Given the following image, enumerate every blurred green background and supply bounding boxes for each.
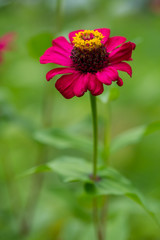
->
[0,0,160,239]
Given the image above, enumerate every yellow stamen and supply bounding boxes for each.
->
[72,30,104,51]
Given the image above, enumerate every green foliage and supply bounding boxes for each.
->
[27,32,53,59]
[21,156,158,225]
[1,0,160,239]
[34,128,93,153]
[33,121,160,158]
[111,121,160,154]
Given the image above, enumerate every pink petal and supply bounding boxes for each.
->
[55,73,79,99]
[0,32,16,51]
[69,30,84,43]
[110,62,132,77]
[40,36,73,66]
[95,28,110,44]
[40,46,72,66]
[106,36,127,52]
[87,73,104,96]
[109,42,135,64]
[116,77,123,86]
[131,42,136,50]
[96,67,118,85]
[73,73,88,97]
[52,36,72,53]
[46,67,75,81]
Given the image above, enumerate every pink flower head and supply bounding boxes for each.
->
[40,28,136,99]
[0,32,16,64]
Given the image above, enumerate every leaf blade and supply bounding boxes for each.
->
[34,128,93,154]
[111,121,160,154]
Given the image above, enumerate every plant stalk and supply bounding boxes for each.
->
[89,93,98,179]
[89,93,104,240]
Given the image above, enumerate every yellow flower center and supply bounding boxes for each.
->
[72,30,105,51]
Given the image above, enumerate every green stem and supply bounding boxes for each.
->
[89,93,98,178]
[90,93,104,240]
[93,199,104,240]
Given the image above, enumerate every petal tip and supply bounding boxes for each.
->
[117,77,123,86]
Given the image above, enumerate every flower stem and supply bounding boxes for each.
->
[89,93,98,179]
[89,93,104,240]
[93,199,104,240]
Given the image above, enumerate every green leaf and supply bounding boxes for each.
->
[18,165,51,178]
[111,121,160,154]
[85,167,159,225]
[27,32,53,59]
[34,128,93,154]
[19,156,92,182]
[47,156,92,182]
[20,156,159,225]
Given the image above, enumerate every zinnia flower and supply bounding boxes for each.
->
[40,28,136,99]
[0,33,15,64]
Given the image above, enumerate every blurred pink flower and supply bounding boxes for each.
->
[40,28,136,99]
[0,33,16,63]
